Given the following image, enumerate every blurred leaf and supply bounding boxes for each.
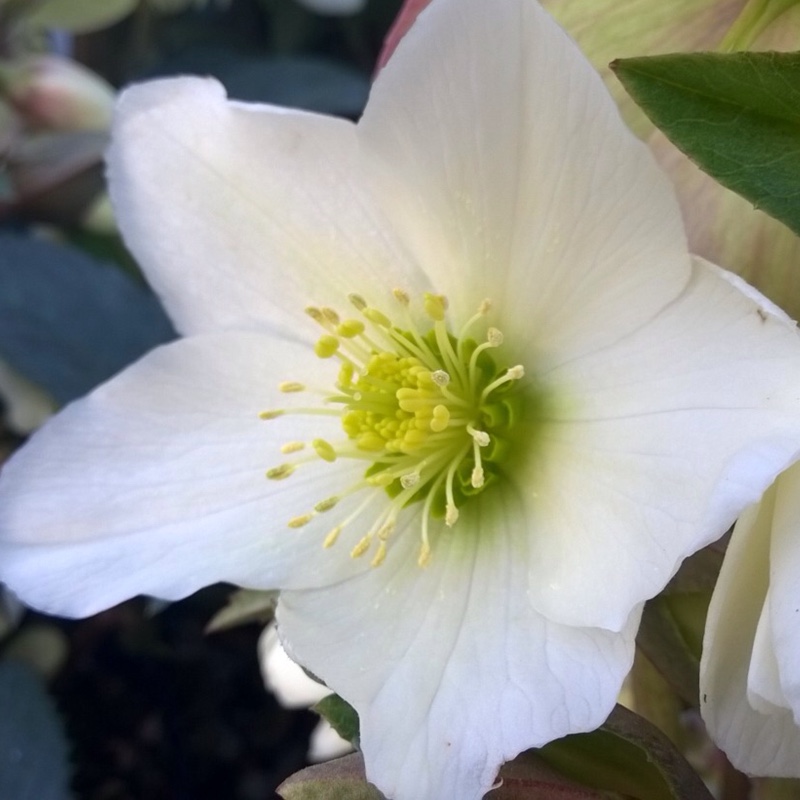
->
[19,0,136,33]
[313,694,359,745]
[637,592,711,706]
[205,589,278,633]
[612,51,800,237]
[221,55,369,116]
[149,49,369,117]
[0,232,174,405]
[539,705,714,800]
[5,131,107,223]
[0,661,71,800]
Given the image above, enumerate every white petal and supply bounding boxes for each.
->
[701,481,800,775]
[258,624,331,708]
[747,592,787,715]
[108,77,428,336]
[360,0,691,360]
[522,257,800,630]
[766,463,800,725]
[277,484,638,800]
[308,720,353,763]
[0,332,373,616]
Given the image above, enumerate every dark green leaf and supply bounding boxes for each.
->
[0,661,71,800]
[612,51,800,236]
[0,232,174,405]
[539,705,714,800]
[637,592,712,706]
[313,694,360,745]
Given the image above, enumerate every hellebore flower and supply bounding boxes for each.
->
[701,461,800,775]
[2,1,800,798]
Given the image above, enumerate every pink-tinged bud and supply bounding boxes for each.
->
[0,55,114,133]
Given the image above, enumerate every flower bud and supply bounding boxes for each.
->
[0,55,114,133]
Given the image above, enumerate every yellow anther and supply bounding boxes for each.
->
[280,441,305,454]
[393,288,410,306]
[279,381,305,393]
[364,308,391,328]
[348,293,367,311]
[430,404,450,433]
[403,429,428,447]
[288,514,313,529]
[322,307,340,325]
[471,466,485,488]
[357,432,386,451]
[418,541,432,567]
[487,327,504,347]
[468,426,490,447]
[312,438,337,462]
[338,362,354,387]
[431,370,450,387]
[305,306,325,323]
[478,298,492,314]
[507,365,525,380]
[371,541,388,567]
[266,464,295,480]
[351,536,372,558]
[424,292,448,321]
[315,335,340,358]
[259,410,284,420]
[315,496,339,513]
[323,526,342,548]
[445,504,459,527]
[337,319,365,338]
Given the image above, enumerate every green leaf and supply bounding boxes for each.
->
[612,51,800,237]
[539,705,714,800]
[204,589,277,633]
[313,694,360,745]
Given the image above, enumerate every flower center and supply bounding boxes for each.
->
[260,290,527,567]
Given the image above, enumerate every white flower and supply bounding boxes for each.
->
[258,623,352,762]
[701,460,800,775]
[2,1,800,798]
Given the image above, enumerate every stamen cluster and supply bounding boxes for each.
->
[260,291,524,567]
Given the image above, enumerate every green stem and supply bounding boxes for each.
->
[719,0,800,51]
